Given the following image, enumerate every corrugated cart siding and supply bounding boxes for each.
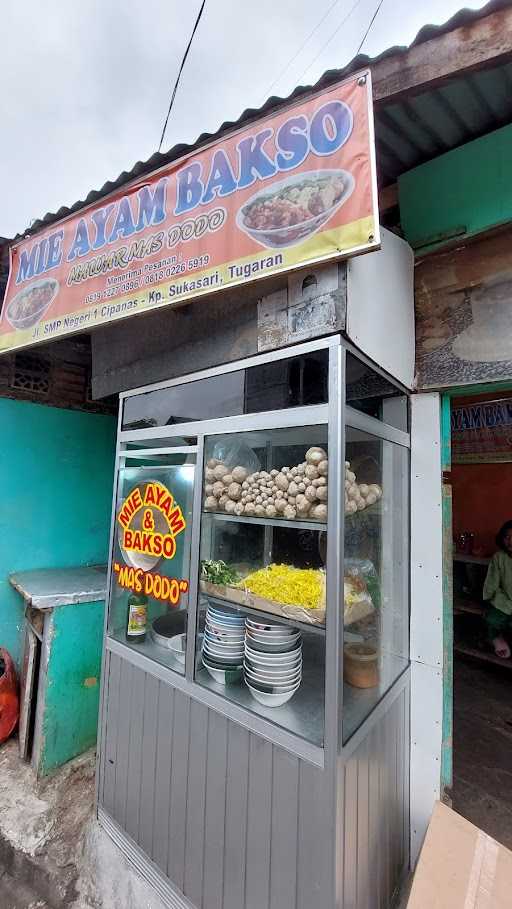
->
[99,650,336,909]
[340,684,410,909]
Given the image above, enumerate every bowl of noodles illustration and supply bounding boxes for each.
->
[6,277,59,330]
[237,169,355,249]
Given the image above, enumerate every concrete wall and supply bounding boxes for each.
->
[0,399,116,666]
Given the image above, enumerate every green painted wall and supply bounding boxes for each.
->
[399,123,512,253]
[37,599,105,776]
[0,399,116,666]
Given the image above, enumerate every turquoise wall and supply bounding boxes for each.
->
[0,399,116,666]
[398,123,512,253]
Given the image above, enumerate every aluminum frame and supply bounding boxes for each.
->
[99,334,411,774]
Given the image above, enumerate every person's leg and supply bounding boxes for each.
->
[485,606,511,658]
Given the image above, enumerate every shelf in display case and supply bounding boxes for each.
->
[200,592,326,636]
[202,510,327,532]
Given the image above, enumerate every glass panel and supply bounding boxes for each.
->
[346,351,408,431]
[122,349,329,430]
[195,424,328,747]
[343,427,409,742]
[122,372,245,431]
[108,456,195,674]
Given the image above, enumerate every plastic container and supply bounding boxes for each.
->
[343,643,379,689]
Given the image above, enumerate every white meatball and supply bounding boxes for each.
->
[305,447,327,465]
[227,482,242,501]
[276,473,289,492]
[232,466,248,483]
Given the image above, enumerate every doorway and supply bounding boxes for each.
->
[447,389,512,848]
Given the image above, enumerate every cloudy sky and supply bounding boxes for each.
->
[2,0,488,238]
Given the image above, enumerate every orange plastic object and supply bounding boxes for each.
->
[0,648,19,743]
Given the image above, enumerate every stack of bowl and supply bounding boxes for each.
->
[202,606,245,684]
[244,618,302,707]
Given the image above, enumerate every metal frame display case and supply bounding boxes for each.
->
[97,335,411,909]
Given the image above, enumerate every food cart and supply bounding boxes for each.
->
[97,283,412,909]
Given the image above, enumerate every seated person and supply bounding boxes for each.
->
[483,520,512,658]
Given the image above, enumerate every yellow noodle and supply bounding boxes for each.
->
[240,564,325,610]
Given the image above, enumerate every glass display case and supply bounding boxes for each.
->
[106,337,410,756]
[196,425,328,746]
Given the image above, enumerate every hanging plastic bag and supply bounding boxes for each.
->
[0,649,19,744]
[210,439,261,475]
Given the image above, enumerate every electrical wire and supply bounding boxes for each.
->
[261,0,344,103]
[294,0,365,86]
[354,0,385,56]
[158,0,207,153]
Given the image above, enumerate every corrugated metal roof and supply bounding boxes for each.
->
[375,58,512,183]
[20,0,512,237]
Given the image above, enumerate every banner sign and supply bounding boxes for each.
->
[0,72,377,354]
[452,398,512,463]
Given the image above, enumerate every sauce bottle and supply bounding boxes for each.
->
[126,593,148,644]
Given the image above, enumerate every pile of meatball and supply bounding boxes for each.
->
[204,447,329,521]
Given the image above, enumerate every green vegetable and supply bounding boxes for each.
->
[200,559,239,586]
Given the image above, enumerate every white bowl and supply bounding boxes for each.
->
[204,622,245,641]
[244,662,302,680]
[206,619,245,633]
[236,168,355,250]
[245,681,301,707]
[244,659,302,677]
[203,644,245,658]
[246,636,301,647]
[207,607,244,623]
[244,667,301,686]
[245,643,302,663]
[204,630,245,644]
[244,654,302,670]
[203,645,244,663]
[244,672,302,692]
[245,619,297,634]
[202,656,242,685]
[203,639,244,654]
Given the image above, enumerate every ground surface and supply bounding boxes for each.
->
[452,655,512,850]
[0,739,167,909]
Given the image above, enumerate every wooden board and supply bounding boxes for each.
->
[18,625,39,761]
[372,5,512,104]
[200,580,375,627]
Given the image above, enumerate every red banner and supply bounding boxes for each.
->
[0,71,378,353]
